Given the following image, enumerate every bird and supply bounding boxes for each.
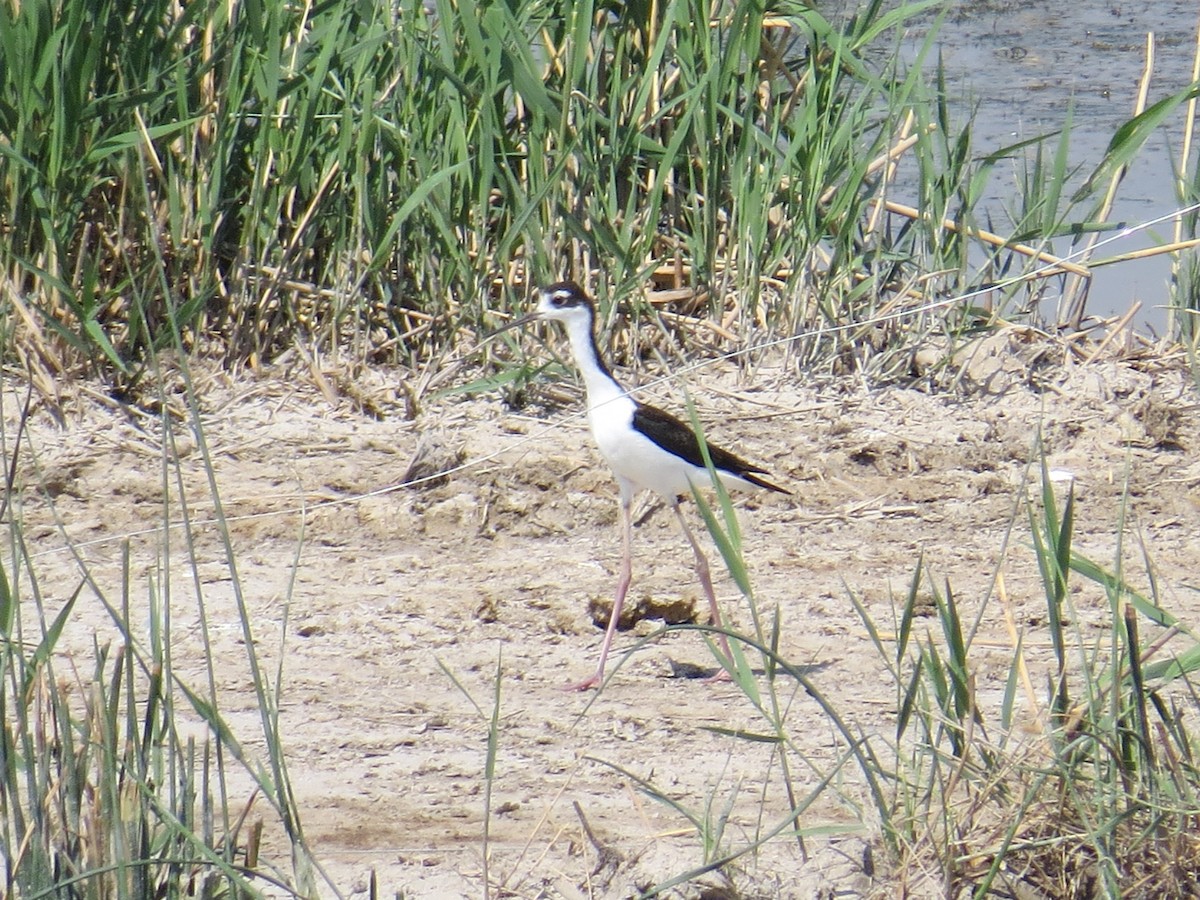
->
[495,280,789,690]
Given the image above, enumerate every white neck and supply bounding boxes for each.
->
[561,312,627,410]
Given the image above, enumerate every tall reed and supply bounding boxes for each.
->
[4,0,1194,391]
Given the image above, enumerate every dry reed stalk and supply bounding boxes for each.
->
[4,283,67,396]
[135,108,166,181]
[656,308,737,342]
[1091,237,1200,267]
[243,265,346,301]
[757,18,794,93]
[1062,32,1156,327]
[1169,19,1200,335]
[1083,301,1142,363]
[873,199,1091,278]
[863,113,919,236]
[262,161,342,304]
[822,118,926,209]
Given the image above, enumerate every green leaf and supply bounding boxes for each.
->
[699,726,784,743]
[1073,82,1200,201]
[84,116,206,163]
[83,318,131,374]
[22,587,80,705]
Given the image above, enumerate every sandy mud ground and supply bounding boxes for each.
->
[8,331,1200,897]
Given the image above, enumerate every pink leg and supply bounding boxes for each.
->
[672,502,735,674]
[564,491,634,691]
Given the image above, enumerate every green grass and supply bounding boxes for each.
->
[0,378,323,896]
[616,447,1200,897]
[547,441,1197,896]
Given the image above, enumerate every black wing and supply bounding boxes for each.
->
[632,403,789,494]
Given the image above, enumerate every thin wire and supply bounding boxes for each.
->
[29,201,1200,562]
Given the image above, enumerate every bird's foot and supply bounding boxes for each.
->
[561,672,603,692]
[704,666,733,684]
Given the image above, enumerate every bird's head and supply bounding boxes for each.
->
[491,280,595,335]
[533,281,594,324]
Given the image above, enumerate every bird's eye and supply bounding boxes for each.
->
[551,291,569,307]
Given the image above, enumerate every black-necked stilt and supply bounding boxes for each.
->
[497,281,789,690]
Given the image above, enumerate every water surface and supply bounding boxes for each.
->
[853,0,1199,329]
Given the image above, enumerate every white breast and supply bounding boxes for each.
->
[588,394,732,499]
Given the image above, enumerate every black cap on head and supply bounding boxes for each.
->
[540,281,592,309]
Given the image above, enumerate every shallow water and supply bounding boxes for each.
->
[852,1,1199,330]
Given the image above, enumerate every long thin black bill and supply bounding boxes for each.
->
[485,312,542,340]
